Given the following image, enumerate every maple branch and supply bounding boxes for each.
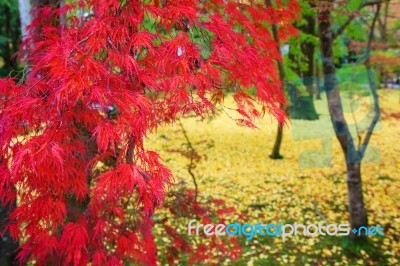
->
[359,3,381,158]
[3,74,48,103]
[333,0,384,40]
[115,0,130,16]
[177,119,198,202]
[126,135,136,164]
[107,37,118,50]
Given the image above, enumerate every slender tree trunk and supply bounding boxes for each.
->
[346,163,368,230]
[318,11,368,233]
[315,59,321,100]
[267,0,286,159]
[380,0,389,43]
[270,123,284,159]
[66,123,98,223]
[300,15,319,117]
[380,1,389,88]
[18,0,32,41]
[287,14,319,120]
[270,56,285,159]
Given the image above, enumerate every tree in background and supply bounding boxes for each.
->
[317,0,382,234]
[270,0,321,159]
[0,0,298,264]
[286,0,320,119]
[371,0,400,86]
[265,0,299,159]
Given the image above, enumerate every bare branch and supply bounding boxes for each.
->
[177,119,198,202]
[126,135,135,164]
[359,3,381,158]
[333,0,384,40]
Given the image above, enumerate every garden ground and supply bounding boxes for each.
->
[147,89,400,265]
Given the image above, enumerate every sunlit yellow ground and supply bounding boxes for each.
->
[146,89,400,265]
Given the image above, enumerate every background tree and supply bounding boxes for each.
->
[286,0,319,120]
[0,0,20,77]
[317,0,382,233]
[371,0,400,86]
[265,0,299,159]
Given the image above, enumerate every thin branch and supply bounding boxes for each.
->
[333,0,384,40]
[126,134,135,164]
[177,119,198,202]
[3,74,48,103]
[359,3,381,158]
[350,93,362,150]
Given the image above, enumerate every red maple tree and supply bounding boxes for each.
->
[0,0,298,265]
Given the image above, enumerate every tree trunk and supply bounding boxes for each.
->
[270,53,285,159]
[267,0,286,160]
[18,0,32,41]
[379,0,389,43]
[270,123,284,159]
[288,14,319,120]
[301,15,316,96]
[318,12,368,233]
[300,15,318,118]
[315,58,321,100]
[346,163,368,231]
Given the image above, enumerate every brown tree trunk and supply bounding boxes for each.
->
[270,123,284,159]
[346,163,368,230]
[318,12,368,233]
[266,0,286,159]
[301,15,315,97]
[66,123,98,223]
[270,53,285,159]
[315,59,321,100]
[300,15,319,117]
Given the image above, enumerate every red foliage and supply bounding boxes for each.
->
[0,0,298,265]
[160,186,243,265]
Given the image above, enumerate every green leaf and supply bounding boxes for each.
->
[0,35,10,45]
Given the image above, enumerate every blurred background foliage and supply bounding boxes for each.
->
[0,0,21,77]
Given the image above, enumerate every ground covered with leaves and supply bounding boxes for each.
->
[146,89,400,265]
